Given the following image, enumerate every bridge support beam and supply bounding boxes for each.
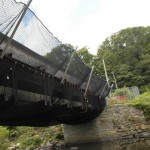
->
[63,105,149,145]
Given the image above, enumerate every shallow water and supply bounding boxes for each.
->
[62,138,150,150]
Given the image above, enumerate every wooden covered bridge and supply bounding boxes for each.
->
[0,0,110,127]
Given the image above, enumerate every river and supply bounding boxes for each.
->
[59,138,150,150]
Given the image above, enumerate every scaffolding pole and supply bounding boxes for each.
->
[61,50,76,83]
[84,66,94,98]
[112,71,118,89]
[103,59,111,99]
[1,0,32,59]
[102,59,110,86]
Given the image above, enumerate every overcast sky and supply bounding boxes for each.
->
[17,0,150,54]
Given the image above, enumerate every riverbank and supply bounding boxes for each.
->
[63,104,150,144]
[109,91,150,120]
[63,91,150,145]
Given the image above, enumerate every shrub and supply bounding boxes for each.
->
[128,92,150,120]
[111,87,135,100]
[140,84,150,93]
[0,126,9,150]
[7,126,20,139]
[0,126,9,141]
[20,135,42,149]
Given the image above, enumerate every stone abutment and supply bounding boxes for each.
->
[63,105,150,144]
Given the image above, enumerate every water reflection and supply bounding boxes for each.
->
[63,138,150,150]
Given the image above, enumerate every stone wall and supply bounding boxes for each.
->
[63,105,150,144]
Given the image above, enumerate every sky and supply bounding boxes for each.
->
[16,0,150,54]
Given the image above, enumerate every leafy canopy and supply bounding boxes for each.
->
[96,26,150,89]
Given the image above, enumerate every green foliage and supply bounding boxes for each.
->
[0,127,9,149]
[20,135,42,149]
[112,87,135,100]
[96,26,150,89]
[47,125,64,142]
[127,92,150,120]
[140,83,150,93]
[0,126,9,141]
[0,125,64,149]
[0,142,9,150]
[7,126,20,139]
[77,46,95,67]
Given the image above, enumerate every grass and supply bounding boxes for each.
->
[0,125,64,149]
[0,127,9,150]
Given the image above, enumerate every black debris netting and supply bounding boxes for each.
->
[0,0,110,96]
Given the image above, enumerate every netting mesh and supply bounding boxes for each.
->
[0,0,110,96]
[0,0,23,35]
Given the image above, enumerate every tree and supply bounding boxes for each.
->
[96,26,150,89]
[76,46,95,67]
